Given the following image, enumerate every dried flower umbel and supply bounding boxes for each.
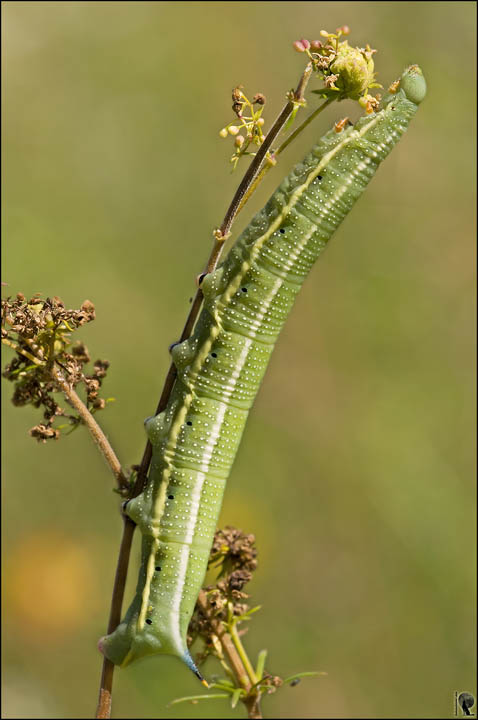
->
[1,294,111,441]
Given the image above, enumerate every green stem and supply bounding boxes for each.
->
[276,96,334,155]
[229,621,258,687]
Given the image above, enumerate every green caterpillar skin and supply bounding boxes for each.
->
[99,66,426,676]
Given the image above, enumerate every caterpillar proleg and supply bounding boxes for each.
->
[99,65,426,677]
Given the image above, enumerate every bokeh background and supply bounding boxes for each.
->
[2,2,476,718]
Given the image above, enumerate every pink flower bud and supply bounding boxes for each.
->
[293,40,306,53]
[300,38,310,50]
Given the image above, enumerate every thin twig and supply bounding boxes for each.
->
[276,95,334,155]
[1,336,44,365]
[96,59,318,719]
[51,364,128,491]
[96,516,136,719]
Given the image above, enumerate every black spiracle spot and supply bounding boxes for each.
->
[186,420,193,426]
[155,566,161,571]
[241,287,248,292]
[168,495,174,500]
[211,352,217,358]
[146,618,153,625]
[279,228,285,234]
[318,175,323,180]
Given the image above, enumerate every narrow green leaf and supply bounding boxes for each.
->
[255,649,267,680]
[283,670,327,684]
[231,688,243,709]
[169,693,229,706]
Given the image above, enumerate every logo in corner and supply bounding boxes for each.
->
[455,692,476,717]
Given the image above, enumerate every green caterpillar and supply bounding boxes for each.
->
[99,66,426,679]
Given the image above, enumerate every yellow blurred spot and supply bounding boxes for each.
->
[5,531,95,642]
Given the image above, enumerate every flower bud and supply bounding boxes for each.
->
[300,38,310,50]
[234,135,244,148]
[330,41,375,100]
[219,128,228,138]
[228,125,240,136]
[293,40,306,52]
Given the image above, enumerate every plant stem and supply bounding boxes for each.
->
[1,337,44,365]
[96,517,135,719]
[229,621,258,686]
[51,364,128,492]
[96,58,320,719]
[276,95,334,155]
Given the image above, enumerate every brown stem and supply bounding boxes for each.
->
[51,364,128,492]
[96,60,316,719]
[276,95,334,155]
[96,517,136,719]
[244,695,263,720]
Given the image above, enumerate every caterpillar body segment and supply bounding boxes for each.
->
[99,66,426,675]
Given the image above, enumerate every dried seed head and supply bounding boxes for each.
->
[252,93,266,105]
[231,85,244,102]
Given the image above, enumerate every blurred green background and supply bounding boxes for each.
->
[2,2,476,718]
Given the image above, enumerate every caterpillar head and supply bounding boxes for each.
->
[400,65,427,105]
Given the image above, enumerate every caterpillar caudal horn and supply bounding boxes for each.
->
[98,65,426,678]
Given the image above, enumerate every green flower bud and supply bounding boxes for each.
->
[330,41,375,100]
